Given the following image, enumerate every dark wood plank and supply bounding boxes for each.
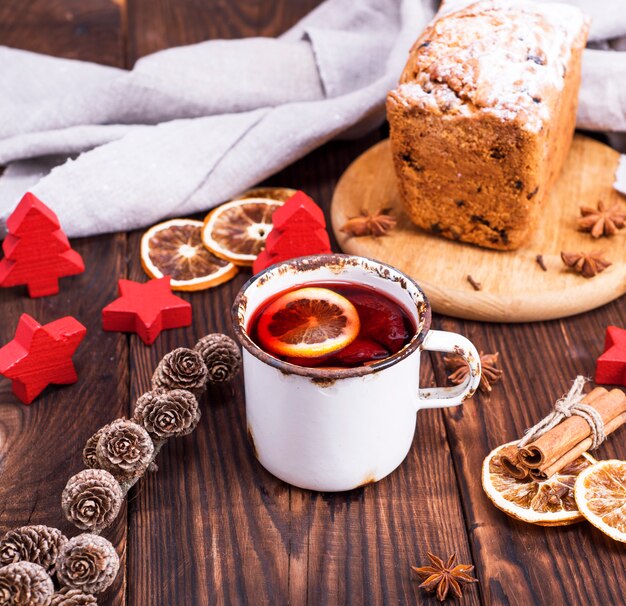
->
[432,297,626,606]
[0,3,129,604]
[0,0,124,66]
[123,125,480,605]
[123,1,479,600]
[296,355,480,606]
[125,270,295,605]
[123,2,321,604]
[127,0,321,62]
[267,137,481,606]
[0,233,130,606]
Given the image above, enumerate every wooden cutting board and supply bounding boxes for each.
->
[330,134,625,322]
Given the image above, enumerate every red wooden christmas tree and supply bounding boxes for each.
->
[0,192,84,297]
[253,191,331,274]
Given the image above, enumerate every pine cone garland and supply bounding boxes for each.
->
[50,588,98,605]
[55,534,119,595]
[194,334,241,383]
[82,425,110,469]
[0,525,67,573]
[0,561,54,606]
[133,389,200,440]
[62,469,123,533]
[152,348,208,392]
[95,419,154,481]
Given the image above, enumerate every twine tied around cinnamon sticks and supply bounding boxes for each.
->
[518,376,605,449]
[500,377,626,481]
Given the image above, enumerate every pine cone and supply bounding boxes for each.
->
[82,424,111,469]
[95,419,154,481]
[55,534,119,595]
[62,469,123,533]
[195,334,241,383]
[0,525,67,573]
[152,348,208,392]
[133,389,200,440]
[0,561,54,606]
[51,588,98,605]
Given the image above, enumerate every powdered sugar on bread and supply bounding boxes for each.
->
[396,0,588,132]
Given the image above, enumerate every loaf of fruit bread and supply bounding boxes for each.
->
[387,0,589,250]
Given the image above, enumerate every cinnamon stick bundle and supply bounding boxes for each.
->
[500,387,626,481]
[530,411,626,480]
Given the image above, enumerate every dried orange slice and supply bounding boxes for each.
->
[482,442,592,526]
[141,219,237,291]
[575,459,626,543]
[202,198,283,266]
[256,287,360,358]
[238,187,297,202]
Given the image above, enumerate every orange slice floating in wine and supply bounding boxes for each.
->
[256,287,360,358]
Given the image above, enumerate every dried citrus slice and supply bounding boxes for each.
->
[202,198,283,266]
[482,442,592,526]
[238,187,297,202]
[141,219,237,291]
[575,459,626,543]
[256,287,360,358]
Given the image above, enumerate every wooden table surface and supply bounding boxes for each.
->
[0,1,624,605]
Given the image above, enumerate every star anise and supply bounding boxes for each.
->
[340,208,397,237]
[560,251,611,278]
[444,351,502,394]
[412,553,478,602]
[578,200,626,238]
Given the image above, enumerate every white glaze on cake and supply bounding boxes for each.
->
[396,0,588,132]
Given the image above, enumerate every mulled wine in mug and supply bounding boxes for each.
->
[232,254,481,492]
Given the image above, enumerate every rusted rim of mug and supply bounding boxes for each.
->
[231,254,432,380]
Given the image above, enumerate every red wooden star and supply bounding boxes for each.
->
[102,277,192,345]
[0,313,86,404]
[595,326,626,387]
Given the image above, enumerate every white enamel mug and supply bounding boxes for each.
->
[232,254,481,492]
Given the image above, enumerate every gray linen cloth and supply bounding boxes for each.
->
[0,0,625,237]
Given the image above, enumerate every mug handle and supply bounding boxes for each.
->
[416,330,481,409]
